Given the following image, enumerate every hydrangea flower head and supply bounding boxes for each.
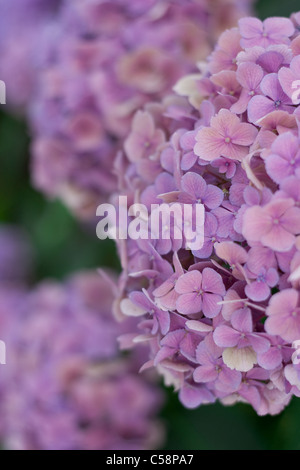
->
[113,11,300,415]
[0,272,164,450]
[23,0,253,218]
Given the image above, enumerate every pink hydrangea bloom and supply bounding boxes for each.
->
[112,10,300,416]
[247,73,294,123]
[239,17,295,49]
[242,198,300,252]
[11,0,252,218]
[265,132,300,183]
[266,289,300,342]
[195,109,258,161]
[175,268,226,317]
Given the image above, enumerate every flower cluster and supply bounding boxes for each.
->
[0,272,164,450]
[114,12,300,415]
[0,0,62,108]
[27,0,253,218]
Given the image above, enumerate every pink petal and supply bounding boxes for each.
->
[260,73,288,103]
[266,268,279,287]
[194,128,225,161]
[161,329,186,349]
[257,347,282,370]
[215,241,248,265]
[292,35,300,55]
[266,198,294,218]
[193,365,218,383]
[124,133,144,162]
[242,205,272,241]
[204,185,224,210]
[202,268,226,296]
[132,110,155,136]
[180,333,198,361]
[231,89,252,115]
[261,224,295,252]
[157,289,179,311]
[181,172,206,199]
[213,325,240,348]
[221,142,250,161]
[202,293,222,318]
[157,309,171,336]
[211,108,240,136]
[271,132,299,160]
[179,384,215,409]
[267,289,298,316]
[257,51,285,73]
[266,154,294,183]
[212,206,234,238]
[248,334,270,354]
[248,96,275,124]
[239,17,263,39]
[264,17,295,38]
[176,293,202,315]
[231,122,258,146]
[218,367,242,392]
[247,246,276,273]
[211,70,240,92]
[236,62,264,90]
[239,384,261,411]
[154,346,175,365]
[181,151,198,171]
[278,66,298,101]
[175,270,202,294]
[231,308,253,333]
[280,207,300,234]
[245,281,271,302]
[153,278,174,298]
[265,313,300,343]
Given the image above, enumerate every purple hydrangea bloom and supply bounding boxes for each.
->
[0,272,164,450]
[21,0,253,218]
[0,0,62,108]
[112,11,300,416]
[175,268,225,318]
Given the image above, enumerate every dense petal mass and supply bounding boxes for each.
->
[0,0,253,219]
[0,272,164,450]
[98,8,300,416]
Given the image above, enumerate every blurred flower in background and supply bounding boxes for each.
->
[0,225,33,284]
[0,271,164,450]
[0,0,253,218]
[0,0,62,109]
[113,10,300,416]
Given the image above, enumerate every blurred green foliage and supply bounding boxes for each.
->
[0,0,300,451]
[256,0,299,18]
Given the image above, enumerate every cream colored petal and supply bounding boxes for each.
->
[222,346,257,372]
[120,298,147,317]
